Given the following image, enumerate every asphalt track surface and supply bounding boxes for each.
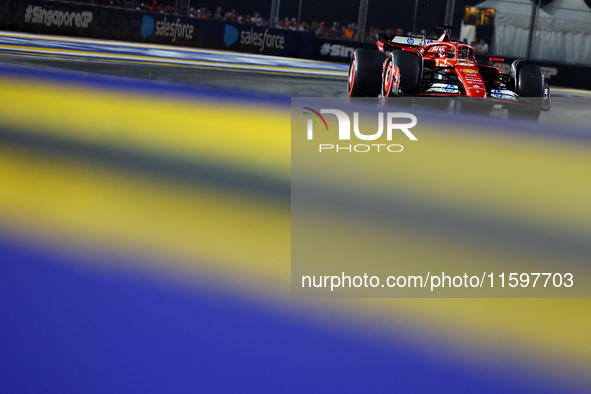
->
[0,52,346,96]
[2,30,591,100]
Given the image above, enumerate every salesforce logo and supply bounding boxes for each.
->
[141,15,154,39]
[224,24,239,47]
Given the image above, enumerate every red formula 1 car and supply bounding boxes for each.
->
[347,26,550,118]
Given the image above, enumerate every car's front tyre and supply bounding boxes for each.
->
[348,49,386,97]
[509,60,546,120]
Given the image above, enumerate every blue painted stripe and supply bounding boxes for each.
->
[0,235,576,393]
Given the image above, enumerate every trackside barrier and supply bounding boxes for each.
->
[0,0,314,58]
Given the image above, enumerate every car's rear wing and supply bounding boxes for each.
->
[376,33,437,52]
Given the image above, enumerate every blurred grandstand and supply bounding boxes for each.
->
[47,0,591,61]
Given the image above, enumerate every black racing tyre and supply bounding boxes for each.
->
[514,61,544,97]
[382,50,421,97]
[348,49,386,97]
[508,61,545,121]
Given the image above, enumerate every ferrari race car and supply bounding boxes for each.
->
[347,26,551,118]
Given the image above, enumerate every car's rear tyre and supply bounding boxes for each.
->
[348,49,386,97]
[509,61,545,121]
[514,61,545,97]
[382,50,421,97]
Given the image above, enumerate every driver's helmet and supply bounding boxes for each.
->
[438,45,454,58]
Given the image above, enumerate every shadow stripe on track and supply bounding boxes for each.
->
[0,126,291,202]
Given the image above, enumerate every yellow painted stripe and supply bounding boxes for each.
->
[3,76,591,236]
[3,76,591,235]
[0,77,291,180]
[0,145,290,285]
[552,86,591,96]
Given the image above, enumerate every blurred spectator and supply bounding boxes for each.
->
[316,22,326,36]
[213,6,222,20]
[64,0,459,43]
[326,22,341,38]
[251,11,262,25]
[476,39,489,53]
[224,9,236,22]
[310,21,319,34]
[344,23,356,39]
[256,17,267,27]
